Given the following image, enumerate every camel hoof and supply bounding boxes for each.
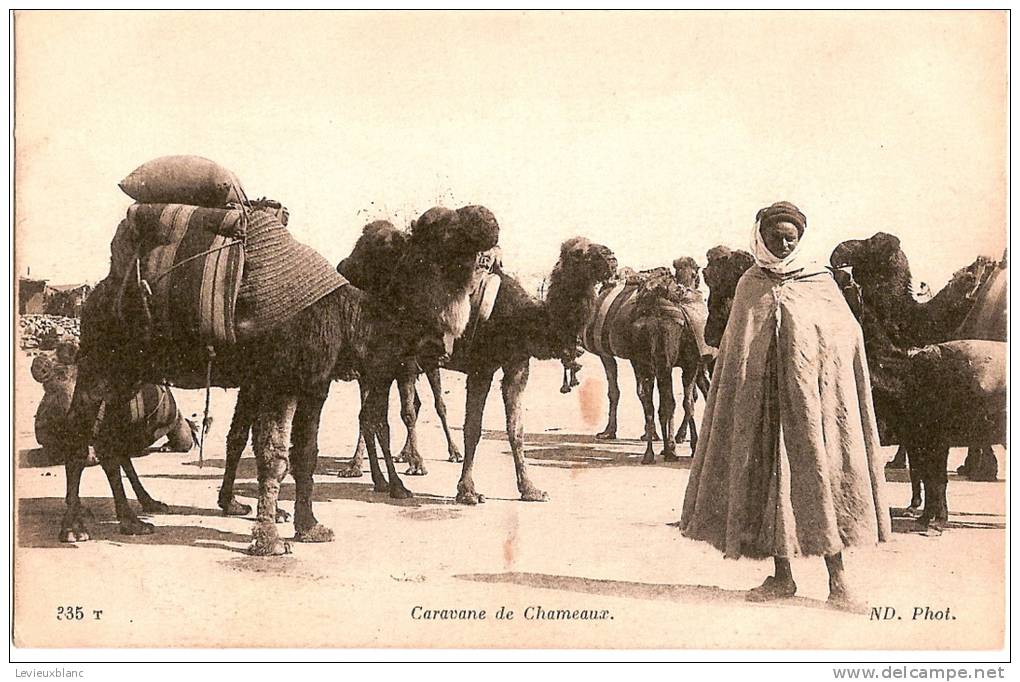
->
[140,499,171,514]
[595,431,617,440]
[119,518,155,535]
[336,461,364,478]
[404,464,428,476]
[448,452,464,463]
[663,453,680,463]
[520,488,548,502]
[219,498,252,516]
[456,490,485,505]
[373,480,390,493]
[389,483,414,499]
[903,505,922,518]
[295,523,335,543]
[248,538,292,556]
[641,454,656,465]
[275,508,291,523]
[59,527,90,543]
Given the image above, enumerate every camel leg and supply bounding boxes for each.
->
[219,386,256,516]
[99,447,155,536]
[290,393,334,543]
[58,361,108,542]
[337,432,368,479]
[397,374,427,476]
[351,379,386,489]
[904,447,923,515]
[121,457,170,514]
[658,367,678,462]
[502,361,547,502]
[678,364,710,448]
[634,368,657,465]
[916,446,950,531]
[59,458,90,543]
[362,378,412,499]
[595,355,620,440]
[964,445,998,481]
[248,394,296,556]
[456,369,495,505]
[427,368,462,462]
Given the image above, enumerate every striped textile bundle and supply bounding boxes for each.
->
[582,281,710,358]
[125,203,247,345]
[582,281,639,356]
[234,208,349,336]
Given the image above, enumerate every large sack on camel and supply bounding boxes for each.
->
[119,156,245,208]
[119,203,248,345]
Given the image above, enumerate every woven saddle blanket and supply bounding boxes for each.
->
[582,280,709,358]
[116,203,347,346]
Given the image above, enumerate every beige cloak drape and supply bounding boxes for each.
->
[681,265,890,559]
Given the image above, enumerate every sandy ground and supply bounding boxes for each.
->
[12,352,1006,650]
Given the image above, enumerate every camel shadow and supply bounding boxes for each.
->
[454,571,842,613]
[149,455,356,481]
[230,479,457,508]
[889,508,1006,534]
[17,448,62,468]
[16,497,251,553]
[479,429,694,469]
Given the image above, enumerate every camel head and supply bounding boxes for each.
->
[672,256,701,290]
[556,236,618,286]
[829,232,912,296]
[703,246,754,348]
[544,237,617,356]
[392,205,502,368]
[337,220,408,295]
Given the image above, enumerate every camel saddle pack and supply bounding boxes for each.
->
[111,200,348,349]
[582,268,709,358]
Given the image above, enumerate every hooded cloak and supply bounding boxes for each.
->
[681,221,889,559]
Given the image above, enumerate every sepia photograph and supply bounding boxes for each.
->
[9,9,1009,663]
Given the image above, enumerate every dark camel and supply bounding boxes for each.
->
[830,233,1003,510]
[574,258,710,462]
[60,205,497,555]
[336,235,617,502]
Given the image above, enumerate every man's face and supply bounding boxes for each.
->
[762,221,801,259]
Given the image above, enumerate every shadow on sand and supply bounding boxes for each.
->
[455,570,841,613]
[479,429,695,470]
[16,497,251,553]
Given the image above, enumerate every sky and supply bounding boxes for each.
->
[14,11,1008,292]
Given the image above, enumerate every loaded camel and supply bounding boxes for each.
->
[335,234,618,503]
[60,204,497,555]
[571,257,710,459]
[830,233,1003,511]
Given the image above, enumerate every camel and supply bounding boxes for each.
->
[31,337,196,512]
[849,303,1005,530]
[215,210,489,507]
[575,258,710,461]
[830,234,1003,504]
[59,204,497,555]
[334,234,617,502]
[701,246,755,348]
